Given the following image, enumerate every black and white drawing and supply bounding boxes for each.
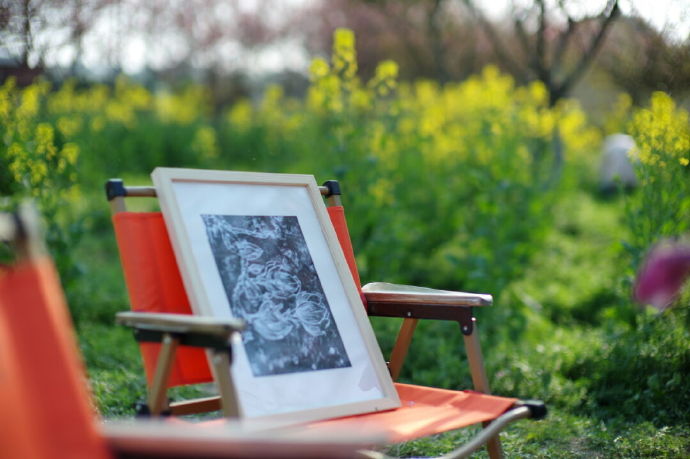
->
[201,214,351,377]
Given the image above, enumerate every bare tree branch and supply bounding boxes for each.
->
[551,0,620,103]
[513,16,532,57]
[552,15,577,70]
[428,0,448,82]
[20,0,34,66]
[462,0,526,81]
[534,0,551,86]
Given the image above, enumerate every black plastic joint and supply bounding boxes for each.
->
[459,314,474,336]
[134,401,171,417]
[516,400,547,420]
[134,401,151,417]
[322,180,341,197]
[105,179,126,201]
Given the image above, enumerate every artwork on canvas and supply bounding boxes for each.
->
[201,214,351,376]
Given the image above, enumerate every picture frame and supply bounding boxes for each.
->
[151,168,400,425]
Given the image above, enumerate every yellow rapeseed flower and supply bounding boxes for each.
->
[57,116,82,138]
[629,91,690,167]
[61,143,79,165]
[309,58,330,82]
[332,28,358,87]
[91,116,106,132]
[227,99,253,130]
[155,85,209,124]
[368,60,399,97]
[35,123,57,159]
[191,126,219,159]
[17,81,49,120]
[30,161,48,186]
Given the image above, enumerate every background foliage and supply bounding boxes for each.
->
[2,28,689,457]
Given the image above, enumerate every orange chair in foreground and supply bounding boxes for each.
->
[0,203,393,459]
[105,175,547,458]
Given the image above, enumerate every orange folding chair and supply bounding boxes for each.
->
[105,173,546,458]
[0,203,392,459]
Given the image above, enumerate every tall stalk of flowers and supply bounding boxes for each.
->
[624,92,690,270]
[0,78,82,286]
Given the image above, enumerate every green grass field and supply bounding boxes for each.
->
[72,185,689,457]
[3,33,690,455]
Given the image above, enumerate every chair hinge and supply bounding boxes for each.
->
[321,180,341,197]
[459,314,474,335]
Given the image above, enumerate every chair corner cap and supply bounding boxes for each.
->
[105,179,126,201]
[516,400,547,420]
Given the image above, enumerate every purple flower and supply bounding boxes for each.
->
[634,242,690,310]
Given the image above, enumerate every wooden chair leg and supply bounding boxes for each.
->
[148,333,179,416]
[461,319,504,459]
[169,396,222,416]
[211,350,241,418]
[388,318,418,381]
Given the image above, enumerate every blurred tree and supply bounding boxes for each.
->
[297,0,493,82]
[599,16,690,103]
[299,0,625,106]
[0,0,109,71]
[464,0,621,106]
[296,0,622,185]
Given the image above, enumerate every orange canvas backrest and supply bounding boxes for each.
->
[326,205,368,309]
[111,201,367,388]
[112,212,213,387]
[0,295,42,459]
[0,257,110,459]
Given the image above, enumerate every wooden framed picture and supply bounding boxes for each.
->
[151,168,400,425]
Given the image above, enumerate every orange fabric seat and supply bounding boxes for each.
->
[310,383,516,443]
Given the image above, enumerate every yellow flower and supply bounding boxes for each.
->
[191,126,219,159]
[629,91,690,167]
[57,116,82,138]
[332,28,358,86]
[35,123,57,159]
[91,116,106,132]
[61,143,79,165]
[227,99,253,130]
[368,60,398,97]
[17,81,49,120]
[309,58,330,82]
[30,161,48,185]
[370,177,394,206]
[7,143,25,182]
[155,85,209,124]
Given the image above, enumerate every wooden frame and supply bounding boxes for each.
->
[151,168,400,426]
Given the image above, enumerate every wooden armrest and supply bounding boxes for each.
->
[363,282,490,325]
[102,419,388,459]
[116,312,244,339]
[362,282,492,307]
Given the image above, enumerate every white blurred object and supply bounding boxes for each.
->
[599,133,638,192]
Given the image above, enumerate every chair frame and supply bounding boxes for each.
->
[2,201,544,459]
[0,201,46,261]
[105,178,546,459]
